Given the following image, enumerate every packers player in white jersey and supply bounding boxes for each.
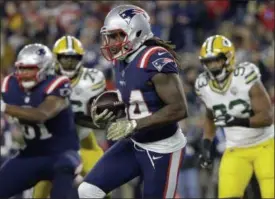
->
[32,36,106,198]
[195,35,274,198]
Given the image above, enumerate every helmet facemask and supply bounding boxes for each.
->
[14,43,54,89]
[100,29,133,61]
[15,64,46,89]
[200,53,232,83]
[56,54,83,79]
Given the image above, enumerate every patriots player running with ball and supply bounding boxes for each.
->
[196,35,274,198]
[78,5,188,198]
[0,44,81,199]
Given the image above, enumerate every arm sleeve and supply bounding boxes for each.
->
[242,62,261,90]
[142,48,179,79]
[1,74,13,102]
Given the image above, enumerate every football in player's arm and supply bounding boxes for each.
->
[105,72,188,141]
[195,35,274,198]
[79,5,188,199]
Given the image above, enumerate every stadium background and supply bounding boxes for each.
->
[0,0,274,198]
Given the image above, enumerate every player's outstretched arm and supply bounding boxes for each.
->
[203,107,216,141]
[135,73,188,130]
[2,96,69,123]
[199,106,216,169]
[249,81,273,128]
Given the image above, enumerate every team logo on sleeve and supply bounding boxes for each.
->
[60,83,71,97]
[152,58,174,72]
[119,8,144,24]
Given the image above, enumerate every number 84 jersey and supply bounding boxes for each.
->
[195,62,274,148]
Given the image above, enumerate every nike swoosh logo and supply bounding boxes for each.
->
[152,156,163,160]
[158,52,167,56]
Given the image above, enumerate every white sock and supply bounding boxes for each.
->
[78,182,106,198]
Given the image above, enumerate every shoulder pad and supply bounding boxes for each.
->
[234,62,261,86]
[194,72,209,96]
[137,46,178,73]
[44,76,71,97]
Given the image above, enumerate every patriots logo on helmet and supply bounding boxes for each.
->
[152,58,174,72]
[119,8,144,24]
[36,48,46,56]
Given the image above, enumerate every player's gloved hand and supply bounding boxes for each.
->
[107,120,137,141]
[91,100,116,129]
[1,99,6,113]
[199,138,213,169]
[214,114,250,127]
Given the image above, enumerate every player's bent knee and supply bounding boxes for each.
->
[78,182,106,198]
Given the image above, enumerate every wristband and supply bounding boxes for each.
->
[227,117,250,127]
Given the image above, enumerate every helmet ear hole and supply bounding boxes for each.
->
[136,30,142,37]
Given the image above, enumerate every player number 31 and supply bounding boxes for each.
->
[21,124,52,140]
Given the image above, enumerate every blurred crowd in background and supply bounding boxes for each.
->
[1,0,274,198]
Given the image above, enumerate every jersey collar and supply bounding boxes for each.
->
[209,73,233,94]
[125,45,147,63]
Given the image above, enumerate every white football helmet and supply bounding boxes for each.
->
[100,5,154,61]
[15,43,54,89]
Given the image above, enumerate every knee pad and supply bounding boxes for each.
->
[78,182,106,198]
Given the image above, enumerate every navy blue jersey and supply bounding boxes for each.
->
[1,74,79,156]
[114,46,179,143]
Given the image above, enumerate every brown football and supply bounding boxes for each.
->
[94,91,126,118]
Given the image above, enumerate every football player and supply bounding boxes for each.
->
[0,44,81,199]
[78,5,188,198]
[195,35,274,198]
[32,36,108,198]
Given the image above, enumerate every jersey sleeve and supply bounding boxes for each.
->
[138,46,178,78]
[86,68,106,96]
[83,68,106,114]
[239,62,261,90]
[44,76,72,98]
[194,73,208,100]
[1,74,13,102]
[194,77,202,97]
[1,74,12,94]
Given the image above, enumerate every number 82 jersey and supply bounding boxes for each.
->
[195,62,274,148]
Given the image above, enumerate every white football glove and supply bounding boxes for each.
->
[107,120,137,141]
[1,99,6,113]
[91,100,116,129]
